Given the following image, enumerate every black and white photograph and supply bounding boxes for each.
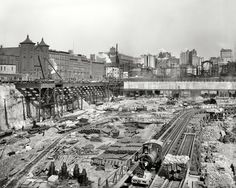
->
[0,0,236,187]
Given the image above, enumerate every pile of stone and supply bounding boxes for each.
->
[90,134,102,142]
[202,126,221,141]
[204,156,235,188]
[72,144,98,155]
[202,141,219,153]
[163,154,189,165]
[79,128,101,134]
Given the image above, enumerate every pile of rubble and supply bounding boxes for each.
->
[199,113,236,187]
[202,125,221,141]
[203,154,235,188]
[163,154,189,165]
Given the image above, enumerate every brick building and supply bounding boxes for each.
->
[0,35,105,81]
[220,49,233,62]
[49,50,105,81]
[0,35,49,80]
[91,61,105,80]
[108,46,137,78]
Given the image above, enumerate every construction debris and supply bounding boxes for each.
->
[163,154,189,165]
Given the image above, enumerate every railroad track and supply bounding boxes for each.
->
[114,110,197,188]
[161,111,195,156]
[148,111,196,188]
[3,126,85,188]
[177,133,195,156]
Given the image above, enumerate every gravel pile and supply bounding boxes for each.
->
[163,154,189,165]
[204,154,235,188]
[202,126,221,141]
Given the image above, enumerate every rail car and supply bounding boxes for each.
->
[131,139,163,185]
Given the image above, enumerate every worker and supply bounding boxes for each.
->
[111,96,114,102]
[12,126,16,134]
[230,163,235,176]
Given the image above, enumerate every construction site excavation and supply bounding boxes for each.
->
[0,82,236,188]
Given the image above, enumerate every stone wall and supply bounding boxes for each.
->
[0,84,36,130]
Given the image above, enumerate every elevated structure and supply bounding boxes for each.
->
[15,80,123,121]
[123,80,236,97]
[124,80,236,91]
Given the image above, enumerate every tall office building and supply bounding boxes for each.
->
[234,43,236,61]
[180,50,190,65]
[189,49,197,65]
[143,54,156,68]
[220,48,233,62]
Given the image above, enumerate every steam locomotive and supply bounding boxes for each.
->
[131,139,163,185]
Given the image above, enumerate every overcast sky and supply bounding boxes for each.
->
[1,0,236,58]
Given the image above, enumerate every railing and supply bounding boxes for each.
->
[124,77,236,82]
[98,149,141,187]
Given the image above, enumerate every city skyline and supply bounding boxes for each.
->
[1,0,236,59]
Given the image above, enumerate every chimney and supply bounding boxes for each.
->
[68,50,74,55]
[90,54,95,62]
[116,44,118,53]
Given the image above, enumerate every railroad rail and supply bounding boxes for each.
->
[176,133,196,188]
[148,112,195,188]
[113,109,197,188]
[178,133,195,156]
[3,125,90,188]
[149,127,196,188]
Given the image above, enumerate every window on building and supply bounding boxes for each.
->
[11,66,13,71]
[0,66,2,71]
[4,66,6,71]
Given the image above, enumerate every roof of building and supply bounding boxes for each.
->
[92,61,105,64]
[38,38,49,47]
[49,49,70,54]
[0,47,20,56]
[20,35,35,45]
[221,48,232,52]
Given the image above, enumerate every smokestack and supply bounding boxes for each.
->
[116,43,118,53]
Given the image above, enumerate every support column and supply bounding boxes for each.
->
[123,90,128,97]
[81,97,83,110]
[152,90,155,97]
[21,96,26,120]
[25,97,31,118]
[42,108,45,121]
[56,93,59,117]
[38,88,41,122]
[61,88,64,116]
[52,88,56,118]
[107,85,110,101]
[71,98,74,113]
[145,90,148,96]
[77,94,80,110]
